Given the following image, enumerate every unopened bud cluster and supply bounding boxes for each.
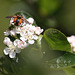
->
[3,16,43,58]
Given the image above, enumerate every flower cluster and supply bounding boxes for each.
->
[67,35,75,52]
[3,16,43,58]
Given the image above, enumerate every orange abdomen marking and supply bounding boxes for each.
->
[18,19,23,25]
[14,17,17,22]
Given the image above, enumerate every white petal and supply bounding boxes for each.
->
[16,49,21,53]
[21,41,27,49]
[32,26,36,31]
[28,40,35,44]
[20,37,27,41]
[20,31,26,37]
[32,35,38,40]
[35,27,43,35]
[71,42,75,47]
[15,27,21,34]
[10,18,14,25]
[10,30,16,36]
[67,35,75,43]
[4,31,9,36]
[4,47,10,55]
[9,51,16,58]
[14,39,20,46]
[3,37,12,46]
[27,18,34,24]
[4,37,10,42]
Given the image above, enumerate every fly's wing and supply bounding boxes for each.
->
[5,15,17,18]
[22,18,31,24]
[17,14,23,18]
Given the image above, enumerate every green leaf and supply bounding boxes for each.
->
[44,28,71,52]
[41,37,65,61]
[63,67,75,75]
[48,69,66,75]
[44,52,75,69]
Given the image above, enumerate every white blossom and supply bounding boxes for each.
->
[15,27,21,34]
[4,30,9,36]
[9,51,16,58]
[3,37,12,46]
[67,35,75,52]
[32,35,38,40]
[28,40,35,44]
[27,17,34,24]
[4,42,21,58]
[10,30,16,36]
[71,42,75,47]
[10,18,14,25]
[14,39,27,49]
[20,37,27,41]
[4,47,10,55]
[67,35,75,44]
[35,27,43,35]
[3,17,44,58]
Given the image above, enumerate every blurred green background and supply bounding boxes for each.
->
[0,0,75,75]
[1,0,75,59]
[0,0,75,52]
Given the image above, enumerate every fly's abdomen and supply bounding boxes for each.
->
[15,18,20,26]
